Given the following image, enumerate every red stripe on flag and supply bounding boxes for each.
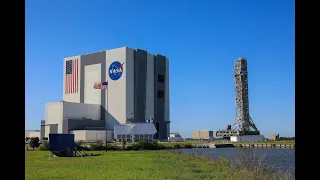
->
[65,68,67,94]
[66,69,69,94]
[66,73,68,94]
[71,60,74,93]
[68,74,70,94]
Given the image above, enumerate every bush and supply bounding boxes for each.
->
[127,143,141,150]
[75,141,84,146]
[173,143,181,149]
[182,143,193,148]
[39,141,50,151]
[89,141,105,151]
[106,144,120,150]
[127,141,167,150]
[29,137,40,150]
[78,146,90,151]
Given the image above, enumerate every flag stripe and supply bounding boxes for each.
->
[72,60,74,93]
[70,61,72,93]
[65,69,67,94]
[75,59,78,93]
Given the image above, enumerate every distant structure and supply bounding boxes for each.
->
[168,132,182,142]
[268,134,280,141]
[114,123,157,142]
[193,130,213,140]
[25,130,40,139]
[217,58,260,138]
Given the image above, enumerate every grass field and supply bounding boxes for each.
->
[25,150,293,180]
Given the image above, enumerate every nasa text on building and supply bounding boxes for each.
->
[41,46,170,141]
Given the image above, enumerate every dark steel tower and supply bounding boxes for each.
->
[216,58,259,137]
[232,58,259,135]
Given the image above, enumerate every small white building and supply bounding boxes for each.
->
[114,123,157,142]
[71,130,114,142]
[168,132,182,142]
[230,135,265,142]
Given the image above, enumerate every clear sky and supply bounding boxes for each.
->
[26,0,295,137]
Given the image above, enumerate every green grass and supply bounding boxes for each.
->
[25,150,293,180]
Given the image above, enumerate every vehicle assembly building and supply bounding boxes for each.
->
[216,58,264,142]
[40,46,170,141]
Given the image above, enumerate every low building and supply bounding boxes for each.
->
[193,130,213,140]
[25,130,40,139]
[268,134,279,141]
[71,130,114,142]
[230,135,265,142]
[114,123,157,142]
[168,132,182,142]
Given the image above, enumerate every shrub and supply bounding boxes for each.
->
[128,143,141,150]
[79,146,90,151]
[127,141,167,151]
[86,141,121,151]
[182,143,193,148]
[39,141,50,151]
[89,142,105,151]
[173,143,181,149]
[75,141,84,146]
[29,137,40,150]
[106,144,120,150]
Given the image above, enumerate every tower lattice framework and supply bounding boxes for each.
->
[233,58,259,135]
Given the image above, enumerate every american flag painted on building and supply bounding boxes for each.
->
[65,59,79,94]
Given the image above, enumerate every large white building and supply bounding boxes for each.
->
[41,47,170,141]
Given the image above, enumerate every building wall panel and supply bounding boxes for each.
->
[126,48,135,122]
[46,102,63,125]
[84,63,101,104]
[106,47,127,129]
[145,53,155,121]
[63,102,101,120]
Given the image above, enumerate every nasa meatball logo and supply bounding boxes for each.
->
[109,61,125,81]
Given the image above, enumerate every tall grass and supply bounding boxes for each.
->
[172,148,295,180]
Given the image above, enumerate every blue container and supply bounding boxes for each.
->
[49,134,75,152]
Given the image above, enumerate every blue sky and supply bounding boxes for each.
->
[26,0,295,137]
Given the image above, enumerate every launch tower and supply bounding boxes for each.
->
[216,58,260,137]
